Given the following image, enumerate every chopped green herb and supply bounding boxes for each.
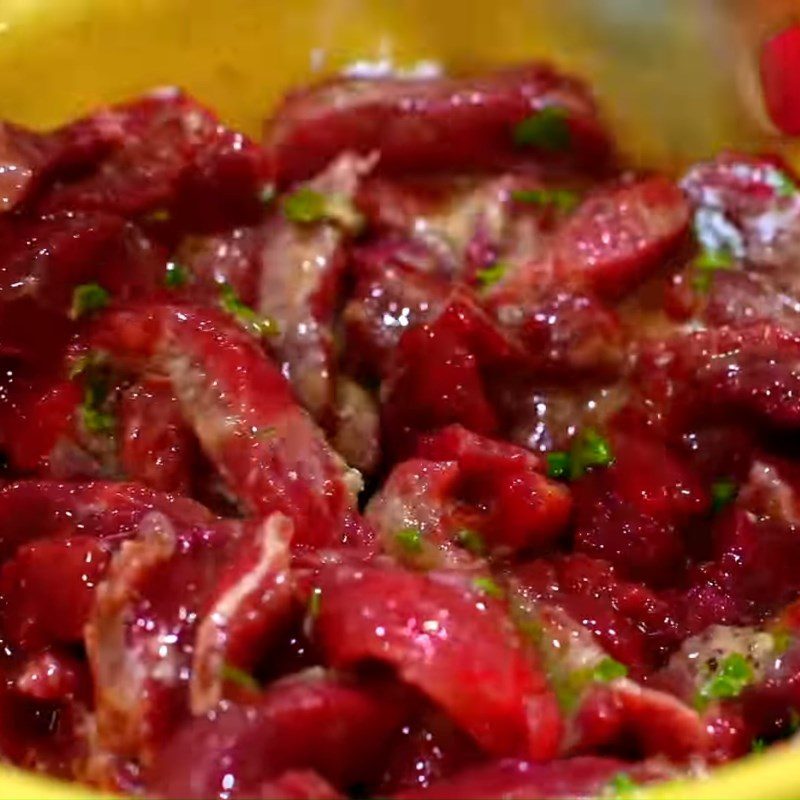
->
[282,187,327,223]
[72,353,116,436]
[516,616,544,646]
[81,404,116,435]
[546,451,572,480]
[606,772,639,799]
[711,479,738,512]
[473,576,504,599]
[696,652,754,709]
[68,350,107,381]
[70,283,109,320]
[751,737,767,754]
[513,106,571,151]
[772,627,792,656]
[307,587,322,619]
[692,247,736,292]
[259,183,277,205]
[475,261,508,289]
[395,526,424,554]
[553,667,594,712]
[219,283,279,338]
[164,260,190,289]
[771,170,798,198]
[511,188,580,213]
[593,656,628,682]
[219,662,260,692]
[570,427,614,479]
[457,528,486,556]
[282,186,364,232]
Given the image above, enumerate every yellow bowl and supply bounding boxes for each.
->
[1,1,799,797]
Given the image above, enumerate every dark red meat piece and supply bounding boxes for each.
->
[343,241,451,380]
[88,303,368,551]
[147,673,406,798]
[375,709,482,795]
[264,64,613,183]
[0,479,214,562]
[552,176,690,299]
[513,554,683,671]
[86,510,293,763]
[0,534,112,651]
[633,323,800,435]
[313,562,561,760]
[572,431,708,585]
[40,91,268,227]
[381,298,519,457]
[0,114,121,213]
[118,379,197,494]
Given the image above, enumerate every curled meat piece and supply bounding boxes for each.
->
[86,510,294,764]
[180,153,372,427]
[312,562,561,760]
[513,554,683,672]
[147,671,406,799]
[510,598,707,760]
[88,303,369,550]
[366,426,571,564]
[264,64,613,182]
[118,379,198,494]
[253,153,373,424]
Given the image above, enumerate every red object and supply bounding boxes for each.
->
[761,24,800,135]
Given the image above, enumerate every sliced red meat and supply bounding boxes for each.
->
[0,114,121,213]
[87,510,293,763]
[147,672,406,798]
[484,288,625,378]
[343,242,451,380]
[553,176,690,299]
[381,298,519,457]
[397,756,675,800]
[633,323,800,435]
[0,479,214,562]
[88,303,368,551]
[252,153,372,424]
[513,554,683,672]
[375,708,482,795]
[40,90,268,228]
[0,534,112,651]
[367,425,570,562]
[0,211,165,311]
[572,431,708,585]
[118,379,197,493]
[313,563,561,760]
[264,64,613,182]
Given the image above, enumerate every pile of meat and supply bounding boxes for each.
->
[1,63,800,799]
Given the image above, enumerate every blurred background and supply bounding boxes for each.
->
[0,0,796,168]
